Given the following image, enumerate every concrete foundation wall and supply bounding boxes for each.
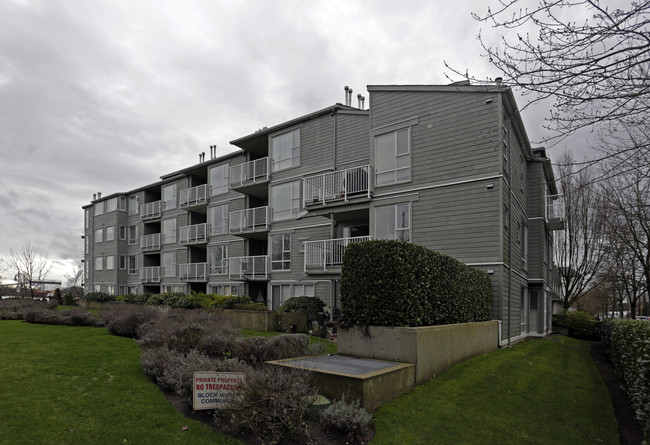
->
[338,321,500,384]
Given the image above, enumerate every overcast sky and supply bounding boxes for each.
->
[0,0,593,283]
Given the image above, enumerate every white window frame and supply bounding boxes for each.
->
[85,209,89,229]
[162,218,177,244]
[374,128,411,186]
[271,233,291,271]
[94,228,103,243]
[209,164,230,196]
[94,201,104,216]
[162,251,176,277]
[129,194,139,215]
[271,180,301,221]
[106,255,115,270]
[271,128,300,172]
[209,203,229,235]
[105,225,115,242]
[95,257,103,271]
[119,225,127,241]
[209,244,228,275]
[119,255,127,270]
[128,225,138,245]
[128,256,138,275]
[162,183,177,210]
[521,223,528,267]
[105,197,118,213]
[374,202,411,242]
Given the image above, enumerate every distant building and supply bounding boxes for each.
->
[82,82,564,345]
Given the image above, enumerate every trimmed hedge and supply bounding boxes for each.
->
[279,296,326,319]
[601,319,650,440]
[553,310,601,340]
[145,292,200,309]
[82,292,115,303]
[340,240,492,327]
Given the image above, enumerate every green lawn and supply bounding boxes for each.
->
[0,321,241,445]
[372,336,619,445]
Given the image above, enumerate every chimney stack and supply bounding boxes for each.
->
[93,193,96,201]
[97,192,102,199]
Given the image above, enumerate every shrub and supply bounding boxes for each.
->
[280,296,326,319]
[101,305,163,338]
[320,395,373,443]
[63,293,75,306]
[82,292,115,303]
[341,240,492,327]
[217,366,316,444]
[53,288,62,304]
[145,292,200,309]
[24,307,102,327]
[137,309,235,353]
[601,319,650,440]
[553,310,601,340]
[226,334,313,364]
[0,299,52,320]
[212,295,254,309]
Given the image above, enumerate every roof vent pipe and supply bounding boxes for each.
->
[495,77,503,86]
[97,192,102,199]
[357,94,362,108]
[348,87,353,107]
[344,86,350,106]
[93,193,96,201]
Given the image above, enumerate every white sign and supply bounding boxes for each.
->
[192,371,246,410]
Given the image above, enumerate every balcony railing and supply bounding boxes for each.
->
[180,184,208,208]
[140,233,161,251]
[179,263,208,281]
[545,194,565,230]
[179,223,208,245]
[140,266,161,283]
[229,206,270,234]
[303,165,373,207]
[304,236,372,272]
[230,157,270,188]
[141,200,161,219]
[229,256,269,280]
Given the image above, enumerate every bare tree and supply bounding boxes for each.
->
[1,242,53,298]
[65,266,84,299]
[448,0,650,151]
[554,152,608,308]
[600,235,645,318]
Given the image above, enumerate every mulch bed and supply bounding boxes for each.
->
[589,341,644,445]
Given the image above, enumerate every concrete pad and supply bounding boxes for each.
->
[267,355,415,411]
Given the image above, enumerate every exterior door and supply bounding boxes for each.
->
[529,289,539,332]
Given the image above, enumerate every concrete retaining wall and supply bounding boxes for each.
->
[337,321,500,384]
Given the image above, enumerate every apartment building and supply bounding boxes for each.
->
[82,82,564,344]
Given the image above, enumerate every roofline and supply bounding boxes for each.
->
[160,149,242,180]
[230,103,367,146]
[367,84,510,94]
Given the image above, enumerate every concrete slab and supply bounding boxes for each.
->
[267,355,415,411]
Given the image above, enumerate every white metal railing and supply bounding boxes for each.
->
[229,206,270,234]
[229,256,269,280]
[230,157,270,188]
[304,236,372,272]
[180,184,208,208]
[303,165,373,206]
[141,200,161,219]
[179,223,208,244]
[179,263,208,281]
[140,233,161,251]
[140,266,161,283]
[545,194,565,221]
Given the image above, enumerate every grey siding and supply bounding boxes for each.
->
[336,112,369,167]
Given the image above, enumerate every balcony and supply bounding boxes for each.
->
[230,158,270,198]
[180,223,209,245]
[304,236,372,273]
[180,184,208,208]
[303,165,373,208]
[229,256,269,280]
[141,201,161,220]
[545,195,565,231]
[140,266,161,283]
[179,263,208,281]
[140,233,161,251]
[229,206,270,239]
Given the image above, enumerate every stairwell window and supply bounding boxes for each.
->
[375,128,410,186]
[271,129,300,172]
[271,234,291,271]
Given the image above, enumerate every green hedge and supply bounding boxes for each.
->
[82,292,115,303]
[601,319,650,440]
[340,240,492,327]
[553,310,601,340]
[145,292,200,309]
[279,296,326,319]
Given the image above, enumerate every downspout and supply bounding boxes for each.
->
[331,106,338,321]
[506,113,513,348]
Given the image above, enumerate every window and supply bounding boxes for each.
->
[210,284,240,296]
[119,225,127,241]
[128,225,138,245]
[118,196,127,211]
[209,203,229,235]
[94,284,101,292]
[128,256,138,274]
[271,234,291,271]
[94,228,103,243]
[504,205,510,230]
[129,194,139,215]
[84,262,88,279]
[119,255,127,270]
[162,218,177,244]
[209,164,229,196]
[521,223,528,266]
[162,252,176,277]
[95,257,103,271]
[271,128,300,171]
[106,285,115,296]
[85,238,89,254]
[162,285,185,293]
[162,183,177,210]
[375,128,410,186]
[271,181,301,220]
[106,255,115,270]
[209,245,228,275]
[85,209,89,229]
[94,201,104,216]
[271,284,315,309]
[105,226,115,242]
[105,198,118,213]
[375,203,410,241]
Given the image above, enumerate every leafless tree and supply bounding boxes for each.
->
[1,242,53,299]
[554,152,608,308]
[448,0,650,154]
[600,235,645,318]
[65,266,84,298]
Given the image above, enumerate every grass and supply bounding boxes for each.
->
[372,336,619,445]
[0,321,241,445]
[241,328,338,354]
